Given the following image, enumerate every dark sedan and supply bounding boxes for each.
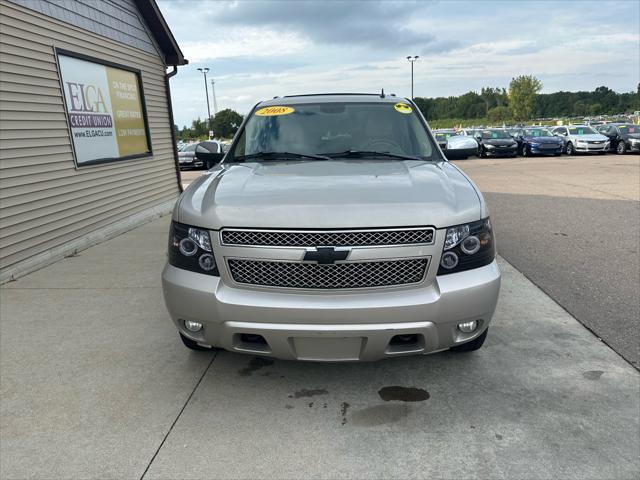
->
[597,123,640,154]
[475,129,518,157]
[513,127,563,156]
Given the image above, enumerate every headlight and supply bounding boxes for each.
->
[530,142,540,147]
[168,221,219,276]
[438,218,495,275]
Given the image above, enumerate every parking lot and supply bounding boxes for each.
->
[1,153,638,479]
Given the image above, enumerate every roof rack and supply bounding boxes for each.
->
[282,93,386,98]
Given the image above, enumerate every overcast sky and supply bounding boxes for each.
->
[157,0,640,128]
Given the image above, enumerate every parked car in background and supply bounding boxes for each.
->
[434,129,479,160]
[512,127,564,156]
[475,129,518,157]
[596,123,640,154]
[551,125,609,155]
[460,128,480,137]
[178,143,199,168]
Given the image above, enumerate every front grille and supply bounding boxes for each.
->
[228,258,428,289]
[221,228,434,247]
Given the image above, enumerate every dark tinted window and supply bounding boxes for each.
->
[233,102,438,159]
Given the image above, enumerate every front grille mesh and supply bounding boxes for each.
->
[228,258,428,289]
[221,228,434,247]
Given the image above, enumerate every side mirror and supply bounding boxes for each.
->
[195,151,224,168]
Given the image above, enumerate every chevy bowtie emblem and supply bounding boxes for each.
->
[303,247,350,265]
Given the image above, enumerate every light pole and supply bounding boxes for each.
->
[197,67,211,123]
[406,56,419,99]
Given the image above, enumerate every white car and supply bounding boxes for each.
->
[551,125,609,155]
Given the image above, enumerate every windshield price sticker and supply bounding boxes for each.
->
[256,106,295,116]
[394,103,413,114]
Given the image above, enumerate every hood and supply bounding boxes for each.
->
[483,138,516,146]
[176,160,482,230]
[523,135,561,143]
[447,136,478,149]
[572,134,608,141]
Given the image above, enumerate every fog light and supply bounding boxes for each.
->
[198,253,215,271]
[458,321,478,333]
[184,320,203,332]
[440,251,459,269]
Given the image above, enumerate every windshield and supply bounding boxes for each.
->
[569,126,597,135]
[435,131,458,141]
[618,125,638,134]
[524,128,553,137]
[480,130,512,139]
[231,102,438,160]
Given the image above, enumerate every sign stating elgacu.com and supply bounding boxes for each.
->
[58,54,150,166]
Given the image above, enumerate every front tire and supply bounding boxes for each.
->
[566,142,575,155]
[450,328,488,352]
[522,145,528,157]
[180,333,215,351]
[617,142,627,154]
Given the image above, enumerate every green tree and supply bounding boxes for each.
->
[509,75,543,121]
[212,109,243,139]
[487,106,512,124]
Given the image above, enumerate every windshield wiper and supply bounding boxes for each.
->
[324,150,423,161]
[234,151,331,162]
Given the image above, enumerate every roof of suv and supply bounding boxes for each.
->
[256,93,408,107]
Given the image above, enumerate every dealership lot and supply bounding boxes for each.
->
[453,153,639,367]
[1,154,638,479]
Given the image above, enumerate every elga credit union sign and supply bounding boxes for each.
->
[57,52,151,166]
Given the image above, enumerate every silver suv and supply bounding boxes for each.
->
[162,94,501,361]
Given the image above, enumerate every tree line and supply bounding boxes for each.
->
[414,76,639,126]
[175,108,243,142]
[174,77,640,139]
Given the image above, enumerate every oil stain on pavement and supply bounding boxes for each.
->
[378,386,430,402]
[238,356,274,376]
[583,370,605,380]
[288,388,328,399]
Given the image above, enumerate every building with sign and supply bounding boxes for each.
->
[0,0,187,282]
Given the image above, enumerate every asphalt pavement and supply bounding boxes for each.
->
[453,153,640,368]
[1,215,639,479]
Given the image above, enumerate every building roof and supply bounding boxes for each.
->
[133,0,187,66]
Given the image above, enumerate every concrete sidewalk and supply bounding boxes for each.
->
[1,215,638,479]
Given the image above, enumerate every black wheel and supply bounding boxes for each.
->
[566,142,575,155]
[450,328,488,352]
[617,142,627,154]
[180,333,215,351]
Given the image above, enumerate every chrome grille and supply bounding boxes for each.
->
[221,228,434,247]
[228,258,428,289]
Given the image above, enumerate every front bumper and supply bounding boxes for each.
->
[162,260,501,361]
[530,144,563,155]
[485,147,517,156]
[574,142,608,152]
[627,141,640,152]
